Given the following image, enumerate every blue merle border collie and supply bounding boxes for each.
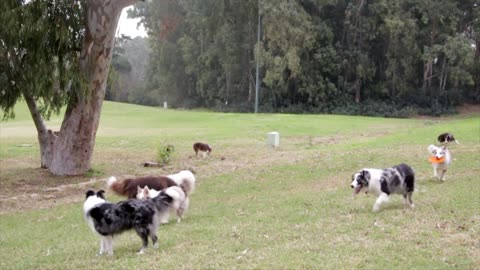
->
[83,189,174,255]
[350,163,415,212]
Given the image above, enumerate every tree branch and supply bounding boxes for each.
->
[117,0,142,9]
[22,91,48,135]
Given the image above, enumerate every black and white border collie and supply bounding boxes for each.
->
[437,133,459,144]
[83,189,174,255]
[350,163,415,212]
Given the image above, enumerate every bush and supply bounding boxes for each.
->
[156,143,175,165]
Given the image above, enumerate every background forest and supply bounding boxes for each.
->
[109,0,479,117]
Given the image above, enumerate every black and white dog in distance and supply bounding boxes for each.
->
[350,163,415,212]
[437,132,459,144]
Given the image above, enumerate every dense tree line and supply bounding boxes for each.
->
[129,0,478,116]
[106,36,151,103]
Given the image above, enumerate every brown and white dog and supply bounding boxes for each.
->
[108,170,196,199]
[108,175,176,199]
[193,142,212,158]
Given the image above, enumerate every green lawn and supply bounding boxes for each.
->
[0,101,479,269]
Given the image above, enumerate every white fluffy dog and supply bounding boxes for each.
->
[428,144,452,181]
[137,185,188,223]
[167,170,196,194]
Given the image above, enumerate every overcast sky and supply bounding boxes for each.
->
[116,8,147,38]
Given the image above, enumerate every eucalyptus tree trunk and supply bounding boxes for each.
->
[23,92,57,169]
[475,39,480,95]
[354,78,361,103]
[40,0,139,175]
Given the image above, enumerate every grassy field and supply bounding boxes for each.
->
[0,101,479,269]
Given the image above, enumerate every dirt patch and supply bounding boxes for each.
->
[0,133,356,214]
[0,127,410,214]
[0,125,476,214]
[0,136,331,214]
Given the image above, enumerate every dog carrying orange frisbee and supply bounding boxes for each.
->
[428,156,445,163]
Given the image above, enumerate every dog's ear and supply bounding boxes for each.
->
[143,186,149,197]
[96,190,105,199]
[137,185,142,193]
[361,170,371,181]
[85,190,95,198]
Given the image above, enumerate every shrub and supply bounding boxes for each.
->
[156,143,175,165]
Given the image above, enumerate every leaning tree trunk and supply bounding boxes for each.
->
[47,0,139,175]
[23,91,57,169]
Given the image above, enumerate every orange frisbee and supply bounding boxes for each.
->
[429,156,445,163]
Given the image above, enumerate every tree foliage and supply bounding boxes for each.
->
[0,0,85,119]
[126,0,478,116]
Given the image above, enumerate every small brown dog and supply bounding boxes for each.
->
[193,142,212,158]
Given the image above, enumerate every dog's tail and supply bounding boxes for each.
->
[168,170,196,195]
[107,176,129,197]
[164,186,186,210]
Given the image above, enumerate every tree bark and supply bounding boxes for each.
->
[22,91,58,169]
[476,39,480,96]
[423,59,432,95]
[354,78,361,103]
[439,57,447,93]
[47,0,139,175]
